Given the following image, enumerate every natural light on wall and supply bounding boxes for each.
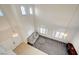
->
[64,33,68,38]
[40,28,46,34]
[55,32,68,39]
[55,32,60,38]
[12,33,19,38]
[20,6,26,15]
[29,7,33,15]
[59,32,64,39]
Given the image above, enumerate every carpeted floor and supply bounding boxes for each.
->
[33,35,68,55]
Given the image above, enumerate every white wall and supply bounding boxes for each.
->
[71,31,79,54]
[0,5,34,50]
[34,5,79,43]
[11,5,35,42]
[0,5,14,42]
[0,5,22,50]
[70,5,79,54]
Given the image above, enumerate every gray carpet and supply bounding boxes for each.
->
[33,36,68,55]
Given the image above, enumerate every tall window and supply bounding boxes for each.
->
[29,7,33,15]
[20,6,26,15]
[0,10,4,16]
